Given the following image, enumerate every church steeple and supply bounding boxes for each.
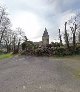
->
[42,28,49,46]
[45,27,47,32]
[43,27,48,36]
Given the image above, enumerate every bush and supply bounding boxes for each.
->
[0,49,7,55]
[0,50,3,54]
[35,48,54,56]
[75,45,80,55]
[20,44,80,56]
[12,49,19,54]
[21,50,27,55]
[35,48,44,56]
[54,47,65,56]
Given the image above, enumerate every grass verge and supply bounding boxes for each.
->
[73,69,80,79]
[0,53,13,60]
[51,55,80,60]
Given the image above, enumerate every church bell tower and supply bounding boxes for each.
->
[42,28,49,46]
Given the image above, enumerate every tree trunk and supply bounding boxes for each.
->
[13,36,16,53]
[64,22,69,49]
[59,29,62,46]
[0,27,6,44]
[73,24,77,49]
[73,32,76,49]
[79,32,80,43]
[17,40,20,53]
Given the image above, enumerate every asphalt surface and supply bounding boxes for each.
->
[0,56,80,92]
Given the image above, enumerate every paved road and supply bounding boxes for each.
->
[0,56,80,92]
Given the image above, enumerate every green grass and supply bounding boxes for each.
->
[51,55,80,60]
[62,55,80,60]
[73,69,80,79]
[0,53,13,60]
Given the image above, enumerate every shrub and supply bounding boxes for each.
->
[12,49,19,54]
[35,48,44,56]
[53,47,65,56]
[75,45,80,55]
[0,49,7,55]
[20,44,80,56]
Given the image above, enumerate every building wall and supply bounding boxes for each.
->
[34,41,42,47]
[42,35,49,46]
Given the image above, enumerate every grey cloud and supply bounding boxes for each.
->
[1,0,80,42]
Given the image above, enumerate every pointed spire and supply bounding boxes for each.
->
[45,27,47,32]
[43,27,48,36]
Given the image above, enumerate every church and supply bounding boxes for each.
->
[42,27,49,46]
[34,28,49,47]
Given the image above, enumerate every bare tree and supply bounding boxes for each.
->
[70,24,77,49]
[12,28,25,53]
[16,27,25,53]
[78,32,80,43]
[64,22,69,49]
[59,29,62,46]
[0,6,11,45]
[3,29,14,52]
[67,11,80,48]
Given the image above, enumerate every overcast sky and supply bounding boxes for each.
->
[0,0,80,42]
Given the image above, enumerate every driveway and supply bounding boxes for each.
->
[0,56,80,92]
